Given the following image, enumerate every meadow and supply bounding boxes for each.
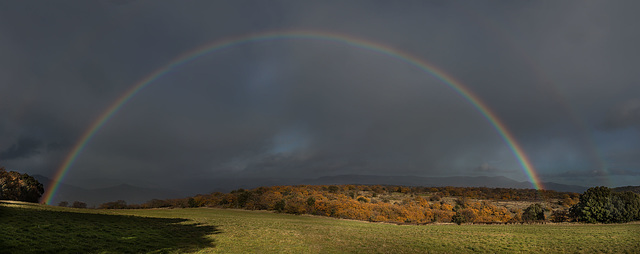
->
[2,200,639,253]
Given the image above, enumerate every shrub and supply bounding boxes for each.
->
[551,209,569,223]
[453,208,476,225]
[144,199,171,208]
[72,201,87,209]
[357,196,370,203]
[522,204,545,223]
[99,200,127,209]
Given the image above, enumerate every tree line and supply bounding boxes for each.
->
[570,186,640,223]
[94,184,638,224]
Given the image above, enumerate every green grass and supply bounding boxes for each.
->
[2,201,640,253]
[0,201,217,253]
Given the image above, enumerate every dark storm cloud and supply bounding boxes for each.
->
[2,0,640,189]
[0,137,43,160]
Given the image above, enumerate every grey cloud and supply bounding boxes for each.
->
[0,137,43,160]
[601,99,640,130]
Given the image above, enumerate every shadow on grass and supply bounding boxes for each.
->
[0,202,219,253]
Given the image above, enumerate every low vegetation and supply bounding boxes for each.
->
[98,184,640,224]
[92,184,640,225]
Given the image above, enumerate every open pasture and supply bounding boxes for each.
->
[1,201,639,253]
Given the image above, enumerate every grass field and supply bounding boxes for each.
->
[2,200,639,253]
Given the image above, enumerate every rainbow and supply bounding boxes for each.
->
[465,10,613,186]
[43,31,542,204]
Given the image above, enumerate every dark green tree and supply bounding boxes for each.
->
[610,191,640,223]
[0,166,44,203]
[522,203,545,222]
[570,186,612,223]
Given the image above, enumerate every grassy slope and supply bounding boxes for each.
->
[0,201,216,253]
[2,201,639,253]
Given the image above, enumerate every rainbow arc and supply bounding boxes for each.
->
[43,31,542,205]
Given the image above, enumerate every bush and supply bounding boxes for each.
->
[453,208,476,225]
[551,209,569,223]
[522,204,545,223]
[72,201,87,209]
[99,200,127,209]
[357,196,370,203]
[144,199,171,208]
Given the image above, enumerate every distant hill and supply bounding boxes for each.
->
[613,186,640,194]
[33,175,188,207]
[302,175,588,193]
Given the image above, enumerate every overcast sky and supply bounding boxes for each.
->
[1,1,639,189]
